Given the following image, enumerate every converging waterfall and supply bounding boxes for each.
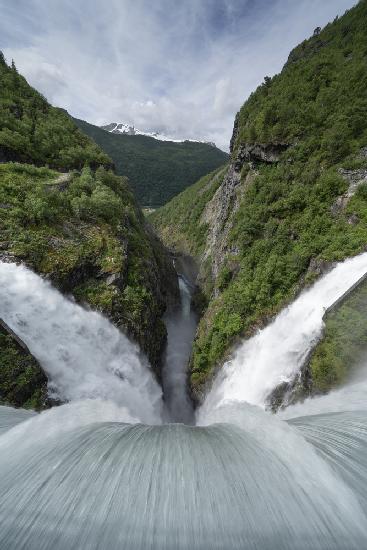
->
[1,255,367,548]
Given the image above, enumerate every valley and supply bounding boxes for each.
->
[1,1,367,548]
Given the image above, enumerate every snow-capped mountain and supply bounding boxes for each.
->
[100,122,216,147]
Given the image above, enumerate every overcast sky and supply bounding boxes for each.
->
[0,0,357,150]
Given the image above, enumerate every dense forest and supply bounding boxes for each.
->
[74,118,228,207]
[151,0,367,400]
[0,54,111,170]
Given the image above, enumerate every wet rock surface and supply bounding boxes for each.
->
[0,319,50,410]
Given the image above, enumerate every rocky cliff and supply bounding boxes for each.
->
[150,0,367,403]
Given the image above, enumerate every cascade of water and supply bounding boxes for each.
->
[0,405,35,435]
[200,252,367,417]
[1,257,367,548]
[0,262,162,424]
[0,399,367,549]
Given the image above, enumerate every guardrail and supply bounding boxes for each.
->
[0,318,31,354]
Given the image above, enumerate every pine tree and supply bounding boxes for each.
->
[11,59,17,72]
[0,51,6,65]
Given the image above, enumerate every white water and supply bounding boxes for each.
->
[200,252,367,417]
[1,256,367,548]
[0,262,162,424]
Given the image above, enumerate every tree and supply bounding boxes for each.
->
[0,51,6,66]
[11,59,17,72]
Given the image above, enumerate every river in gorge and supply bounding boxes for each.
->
[1,255,367,549]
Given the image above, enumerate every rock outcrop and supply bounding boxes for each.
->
[201,165,250,288]
[331,164,367,214]
[234,142,289,167]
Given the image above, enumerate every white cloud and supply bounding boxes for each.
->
[0,0,357,151]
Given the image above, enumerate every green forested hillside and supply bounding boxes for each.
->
[151,0,367,400]
[233,1,367,159]
[74,118,228,207]
[0,57,178,408]
[0,54,111,170]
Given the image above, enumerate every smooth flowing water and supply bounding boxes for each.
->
[1,255,367,549]
[162,276,197,424]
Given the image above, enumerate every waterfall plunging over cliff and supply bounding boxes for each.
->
[199,252,367,417]
[1,256,367,548]
[0,262,162,424]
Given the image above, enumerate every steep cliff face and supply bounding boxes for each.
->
[151,0,367,403]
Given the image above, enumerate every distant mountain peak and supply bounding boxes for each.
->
[100,122,216,147]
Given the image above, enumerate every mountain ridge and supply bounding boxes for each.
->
[101,122,217,148]
[74,117,229,207]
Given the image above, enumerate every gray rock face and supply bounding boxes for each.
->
[229,113,239,153]
[201,166,250,290]
[198,139,287,289]
[235,142,289,167]
[306,257,334,279]
[331,166,367,214]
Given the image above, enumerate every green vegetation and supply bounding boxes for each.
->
[310,278,367,392]
[0,56,180,408]
[0,324,48,410]
[0,162,177,404]
[0,55,111,170]
[0,163,129,276]
[74,118,228,207]
[151,1,367,397]
[150,166,227,255]
[234,2,367,156]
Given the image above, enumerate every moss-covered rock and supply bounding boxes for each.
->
[0,163,179,395]
[0,320,48,410]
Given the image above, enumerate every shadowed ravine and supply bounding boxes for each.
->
[162,276,197,424]
[1,255,367,548]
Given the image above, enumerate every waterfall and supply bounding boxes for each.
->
[1,256,367,548]
[0,262,162,424]
[200,252,367,417]
[162,276,197,423]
